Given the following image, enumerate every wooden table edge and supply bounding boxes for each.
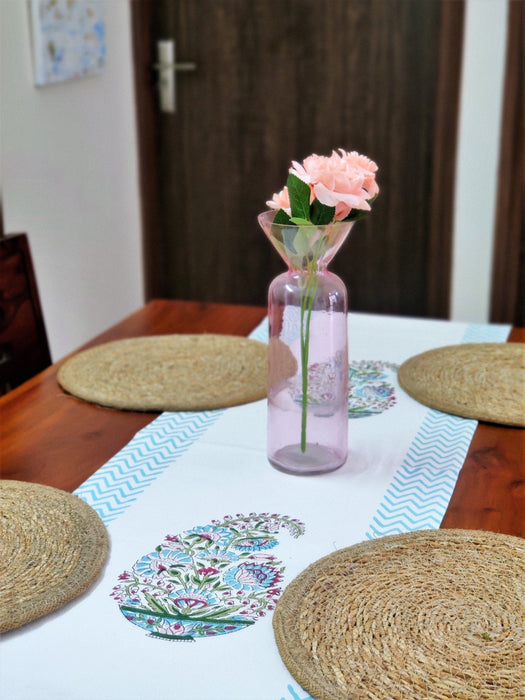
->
[440,326,524,536]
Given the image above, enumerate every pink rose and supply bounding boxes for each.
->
[290,149,379,221]
[266,186,291,215]
[340,150,380,200]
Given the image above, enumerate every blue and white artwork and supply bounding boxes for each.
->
[29,0,106,86]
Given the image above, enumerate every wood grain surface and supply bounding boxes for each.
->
[0,300,523,536]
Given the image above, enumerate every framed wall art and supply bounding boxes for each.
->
[29,0,106,86]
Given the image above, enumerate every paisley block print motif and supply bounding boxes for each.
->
[290,351,347,415]
[111,513,305,641]
[348,360,398,418]
[290,358,398,418]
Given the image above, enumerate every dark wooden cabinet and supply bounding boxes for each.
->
[0,233,51,394]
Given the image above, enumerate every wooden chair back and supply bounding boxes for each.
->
[0,233,51,394]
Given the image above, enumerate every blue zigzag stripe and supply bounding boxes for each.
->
[366,410,477,537]
[75,410,224,523]
[366,320,511,538]
[251,317,269,342]
[461,322,510,343]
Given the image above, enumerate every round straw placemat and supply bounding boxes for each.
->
[0,480,109,633]
[273,529,525,700]
[57,334,268,411]
[398,343,525,427]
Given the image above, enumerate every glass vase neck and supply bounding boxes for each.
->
[287,258,328,274]
[258,210,355,272]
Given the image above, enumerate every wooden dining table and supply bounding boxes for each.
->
[1,299,523,538]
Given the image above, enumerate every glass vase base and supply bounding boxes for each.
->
[268,443,346,476]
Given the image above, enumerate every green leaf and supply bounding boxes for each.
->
[289,217,311,226]
[287,173,311,220]
[344,208,367,222]
[273,208,291,225]
[119,604,255,626]
[144,592,169,615]
[282,227,299,252]
[293,228,315,256]
[310,199,335,225]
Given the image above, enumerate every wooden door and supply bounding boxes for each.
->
[132,0,463,318]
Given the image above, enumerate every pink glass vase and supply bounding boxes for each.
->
[258,210,355,475]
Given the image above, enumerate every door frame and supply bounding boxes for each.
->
[130,0,464,316]
[490,0,524,325]
[131,0,163,301]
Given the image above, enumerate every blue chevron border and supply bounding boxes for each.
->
[365,321,511,539]
[461,322,510,344]
[75,410,224,523]
[365,410,477,537]
[250,317,268,342]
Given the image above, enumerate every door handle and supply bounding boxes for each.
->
[155,40,196,113]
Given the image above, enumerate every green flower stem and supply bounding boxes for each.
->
[299,267,318,452]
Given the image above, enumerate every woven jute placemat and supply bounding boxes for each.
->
[398,343,525,427]
[0,480,109,633]
[57,334,268,411]
[273,529,525,700]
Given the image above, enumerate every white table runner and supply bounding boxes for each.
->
[1,313,510,700]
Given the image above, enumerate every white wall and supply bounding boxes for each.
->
[450,0,508,322]
[0,0,144,361]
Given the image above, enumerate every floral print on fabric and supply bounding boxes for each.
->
[290,351,347,416]
[348,360,398,418]
[111,513,305,641]
[289,357,398,419]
